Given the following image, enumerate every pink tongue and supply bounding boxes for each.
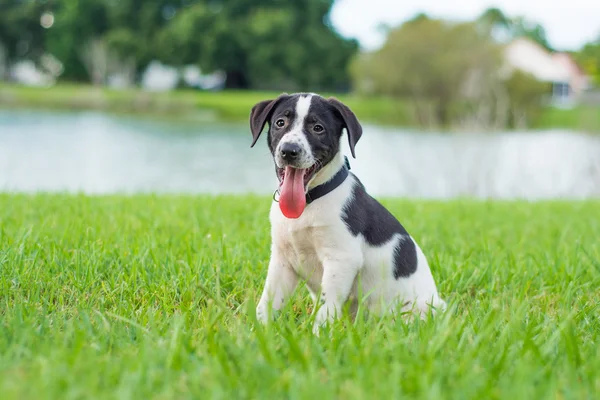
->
[279,167,306,219]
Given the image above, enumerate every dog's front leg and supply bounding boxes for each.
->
[313,258,360,334]
[256,248,298,324]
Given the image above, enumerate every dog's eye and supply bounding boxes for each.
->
[313,124,324,133]
[275,119,285,128]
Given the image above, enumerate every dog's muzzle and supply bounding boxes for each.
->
[279,142,302,163]
[276,141,313,169]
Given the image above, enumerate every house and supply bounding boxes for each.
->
[503,38,589,107]
[552,52,590,99]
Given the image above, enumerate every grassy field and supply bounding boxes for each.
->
[0,83,415,126]
[0,194,599,399]
[535,105,600,131]
[1,83,599,130]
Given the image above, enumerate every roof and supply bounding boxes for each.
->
[504,38,571,82]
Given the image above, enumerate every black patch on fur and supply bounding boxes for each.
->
[266,95,300,154]
[393,236,417,279]
[342,177,418,278]
[299,96,345,168]
[342,178,408,244]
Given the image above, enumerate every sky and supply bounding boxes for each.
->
[330,0,600,51]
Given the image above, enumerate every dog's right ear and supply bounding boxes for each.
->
[249,93,289,148]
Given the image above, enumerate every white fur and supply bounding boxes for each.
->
[274,95,315,169]
[256,97,446,334]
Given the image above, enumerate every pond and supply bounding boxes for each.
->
[1,109,599,199]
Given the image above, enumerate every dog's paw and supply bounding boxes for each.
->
[401,297,446,321]
[312,306,335,335]
[312,322,320,336]
[255,305,270,324]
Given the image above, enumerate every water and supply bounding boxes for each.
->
[1,109,599,199]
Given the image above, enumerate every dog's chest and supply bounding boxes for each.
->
[269,177,355,288]
[277,223,325,285]
[270,205,343,288]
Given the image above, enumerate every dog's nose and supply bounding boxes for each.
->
[280,143,302,161]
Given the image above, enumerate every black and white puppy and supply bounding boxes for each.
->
[250,93,446,333]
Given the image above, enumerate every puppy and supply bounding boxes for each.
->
[249,93,446,333]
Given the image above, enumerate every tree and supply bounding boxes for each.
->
[155,0,358,90]
[1,0,357,90]
[573,38,600,86]
[351,15,551,129]
[510,17,553,51]
[45,0,112,83]
[351,18,503,127]
[478,7,511,29]
[477,8,553,51]
[504,70,549,128]
[0,0,49,79]
[104,0,181,74]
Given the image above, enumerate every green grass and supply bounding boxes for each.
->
[1,194,599,399]
[536,106,600,132]
[0,83,416,126]
[4,82,599,131]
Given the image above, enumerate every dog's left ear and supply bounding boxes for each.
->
[327,97,363,158]
[249,93,289,148]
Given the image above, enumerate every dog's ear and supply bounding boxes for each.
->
[327,97,363,158]
[249,93,289,148]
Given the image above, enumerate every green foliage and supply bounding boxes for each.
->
[478,7,511,29]
[350,12,592,130]
[504,70,551,127]
[0,194,599,398]
[104,28,139,59]
[156,0,357,90]
[350,18,503,127]
[509,17,553,51]
[477,8,553,51]
[0,0,48,62]
[574,40,600,85]
[0,0,357,90]
[44,0,111,82]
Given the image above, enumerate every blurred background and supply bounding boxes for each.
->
[1,0,599,199]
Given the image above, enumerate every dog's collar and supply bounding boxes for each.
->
[273,157,351,204]
[305,156,351,204]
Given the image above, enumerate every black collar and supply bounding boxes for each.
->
[305,156,351,204]
[273,157,351,205]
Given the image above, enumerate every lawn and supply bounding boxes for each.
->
[0,194,599,399]
[2,83,599,131]
[0,83,416,126]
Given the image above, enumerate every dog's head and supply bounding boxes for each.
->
[249,93,363,218]
[249,93,362,189]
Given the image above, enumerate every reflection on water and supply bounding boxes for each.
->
[1,109,599,199]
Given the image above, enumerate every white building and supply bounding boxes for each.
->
[504,38,589,107]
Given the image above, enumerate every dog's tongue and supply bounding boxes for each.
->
[279,166,306,219]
